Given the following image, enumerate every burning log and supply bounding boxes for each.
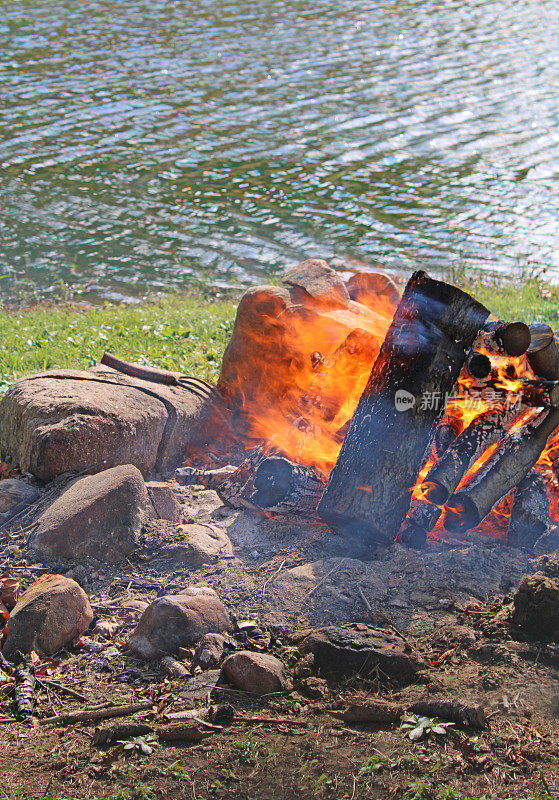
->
[433,420,460,458]
[318,271,490,544]
[252,456,326,514]
[421,405,522,505]
[465,352,492,380]
[507,470,550,550]
[475,320,531,357]
[397,500,441,549]
[443,407,559,533]
[527,324,559,380]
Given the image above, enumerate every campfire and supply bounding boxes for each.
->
[177,260,559,555]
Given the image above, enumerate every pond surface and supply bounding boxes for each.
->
[1,0,558,302]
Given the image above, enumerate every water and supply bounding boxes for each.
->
[1,0,558,303]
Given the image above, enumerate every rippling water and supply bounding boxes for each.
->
[1,0,558,302]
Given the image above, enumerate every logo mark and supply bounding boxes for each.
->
[395,389,415,412]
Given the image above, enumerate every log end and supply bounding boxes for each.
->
[443,495,480,533]
[420,481,449,506]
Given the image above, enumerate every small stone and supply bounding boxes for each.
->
[2,574,93,660]
[28,465,148,563]
[127,587,232,660]
[180,669,222,701]
[146,481,181,522]
[208,703,235,726]
[452,626,477,647]
[0,479,39,514]
[346,271,401,308]
[221,651,287,695]
[93,618,119,639]
[512,573,559,640]
[193,633,227,670]
[299,676,328,699]
[163,524,233,567]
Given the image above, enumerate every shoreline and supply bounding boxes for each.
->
[1,275,558,395]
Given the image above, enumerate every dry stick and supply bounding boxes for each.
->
[36,678,88,702]
[40,700,154,726]
[260,559,287,596]
[306,558,347,598]
[356,585,372,614]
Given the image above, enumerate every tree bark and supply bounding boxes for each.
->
[317,271,490,544]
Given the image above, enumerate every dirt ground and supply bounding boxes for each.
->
[0,481,558,800]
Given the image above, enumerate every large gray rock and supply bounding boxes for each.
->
[127,587,232,660]
[0,366,212,481]
[28,465,148,562]
[2,574,93,660]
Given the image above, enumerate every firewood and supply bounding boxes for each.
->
[507,470,550,550]
[93,722,154,746]
[175,465,238,488]
[398,499,441,548]
[41,700,154,725]
[251,456,326,513]
[407,700,486,729]
[13,652,35,720]
[433,421,460,458]
[156,720,220,742]
[318,271,490,544]
[527,324,559,379]
[443,407,559,533]
[421,405,522,505]
[475,320,531,357]
[465,352,492,380]
[330,699,405,723]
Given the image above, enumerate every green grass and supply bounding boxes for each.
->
[0,276,557,397]
[0,293,237,393]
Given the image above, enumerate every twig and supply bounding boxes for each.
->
[356,585,372,613]
[306,558,346,598]
[36,678,88,702]
[260,559,286,595]
[231,717,309,726]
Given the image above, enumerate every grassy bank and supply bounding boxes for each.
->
[0,293,238,394]
[0,278,558,394]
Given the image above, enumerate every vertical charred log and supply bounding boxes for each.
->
[317,270,490,544]
[507,470,550,550]
[421,405,522,505]
[443,407,559,533]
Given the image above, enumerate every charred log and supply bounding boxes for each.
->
[527,324,559,380]
[318,270,490,544]
[421,405,522,505]
[475,320,531,357]
[465,352,492,380]
[397,499,441,549]
[443,407,559,533]
[433,420,460,459]
[507,470,550,550]
[252,456,326,514]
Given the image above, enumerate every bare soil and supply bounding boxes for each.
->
[0,480,558,800]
